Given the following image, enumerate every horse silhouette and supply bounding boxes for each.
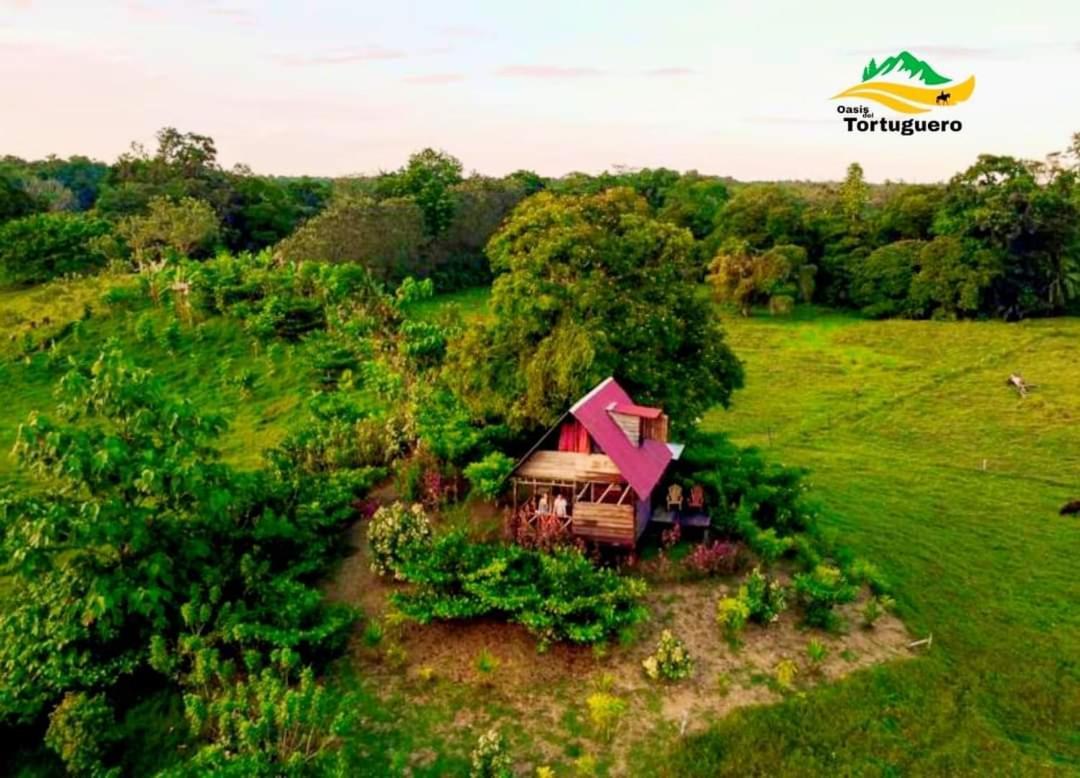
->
[936,90,951,105]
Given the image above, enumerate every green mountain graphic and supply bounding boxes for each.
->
[861,51,951,85]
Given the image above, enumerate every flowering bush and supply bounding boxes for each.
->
[716,595,750,641]
[660,522,681,550]
[368,502,432,579]
[794,564,858,628]
[470,727,512,778]
[685,540,741,577]
[642,629,694,682]
[743,566,788,624]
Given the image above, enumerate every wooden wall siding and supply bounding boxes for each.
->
[609,412,641,446]
[515,451,622,483]
[642,414,668,443]
[572,502,635,544]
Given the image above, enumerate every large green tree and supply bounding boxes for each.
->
[936,154,1080,316]
[0,212,111,285]
[447,188,743,431]
[375,148,464,237]
[0,348,359,767]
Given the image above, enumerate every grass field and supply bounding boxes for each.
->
[1,281,1077,775]
[673,307,1080,775]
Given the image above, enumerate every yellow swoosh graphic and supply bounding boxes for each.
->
[832,75,975,114]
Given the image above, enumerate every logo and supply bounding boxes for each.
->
[831,50,975,135]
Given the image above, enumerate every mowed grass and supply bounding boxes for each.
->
[665,308,1080,775]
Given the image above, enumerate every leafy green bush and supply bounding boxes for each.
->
[742,567,788,624]
[642,629,694,682]
[794,564,858,628]
[177,652,356,776]
[0,212,110,284]
[45,691,119,777]
[862,594,896,628]
[0,348,366,766]
[676,431,811,541]
[716,595,750,642]
[368,502,433,580]
[464,452,515,500]
[393,531,647,647]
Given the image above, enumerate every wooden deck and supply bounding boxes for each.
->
[650,508,712,529]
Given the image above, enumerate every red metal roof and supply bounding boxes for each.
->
[571,377,673,498]
[609,402,663,419]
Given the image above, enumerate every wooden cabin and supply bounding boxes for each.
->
[509,377,684,546]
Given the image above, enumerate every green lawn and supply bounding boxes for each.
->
[663,307,1080,775]
[1,280,1077,775]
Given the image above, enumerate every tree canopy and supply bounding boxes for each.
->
[447,187,744,431]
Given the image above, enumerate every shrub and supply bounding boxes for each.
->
[794,564,858,629]
[684,541,740,577]
[181,659,356,775]
[0,212,110,284]
[862,594,896,628]
[775,659,799,690]
[847,557,891,596]
[642,629,694,682]
[768,294,795,315]
[742,567,788,624]
[586,692,627,742]
[45,691,119,777]
[475,648,501,676]
[393,532,647,647]
[745,525,794,564]
[368,502,433,579]
[806,638,829,666]
[716,595,751,642]
[470,728,512,778]
[676,431,811,541]
[464,451,515,500]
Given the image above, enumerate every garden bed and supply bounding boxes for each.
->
[326,513,914,774]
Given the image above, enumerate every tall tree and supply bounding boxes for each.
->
[375,148,464,237]
[936,154,1080,316]
[447,188,743,432]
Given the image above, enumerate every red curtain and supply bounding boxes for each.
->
[557,420,590,453]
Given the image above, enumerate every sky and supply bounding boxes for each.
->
[1,0,1078,182]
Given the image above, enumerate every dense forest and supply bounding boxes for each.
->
[1,128,1078,776]
[3,127,1079,319]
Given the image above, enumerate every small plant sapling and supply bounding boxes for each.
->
[586,692,627,742]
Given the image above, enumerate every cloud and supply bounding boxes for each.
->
[404,73,465,85]
[497,65,605,78]
[643,67,695,76]
[275,46,406,66]
[432,24,488,39]
[124,1,169,22]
